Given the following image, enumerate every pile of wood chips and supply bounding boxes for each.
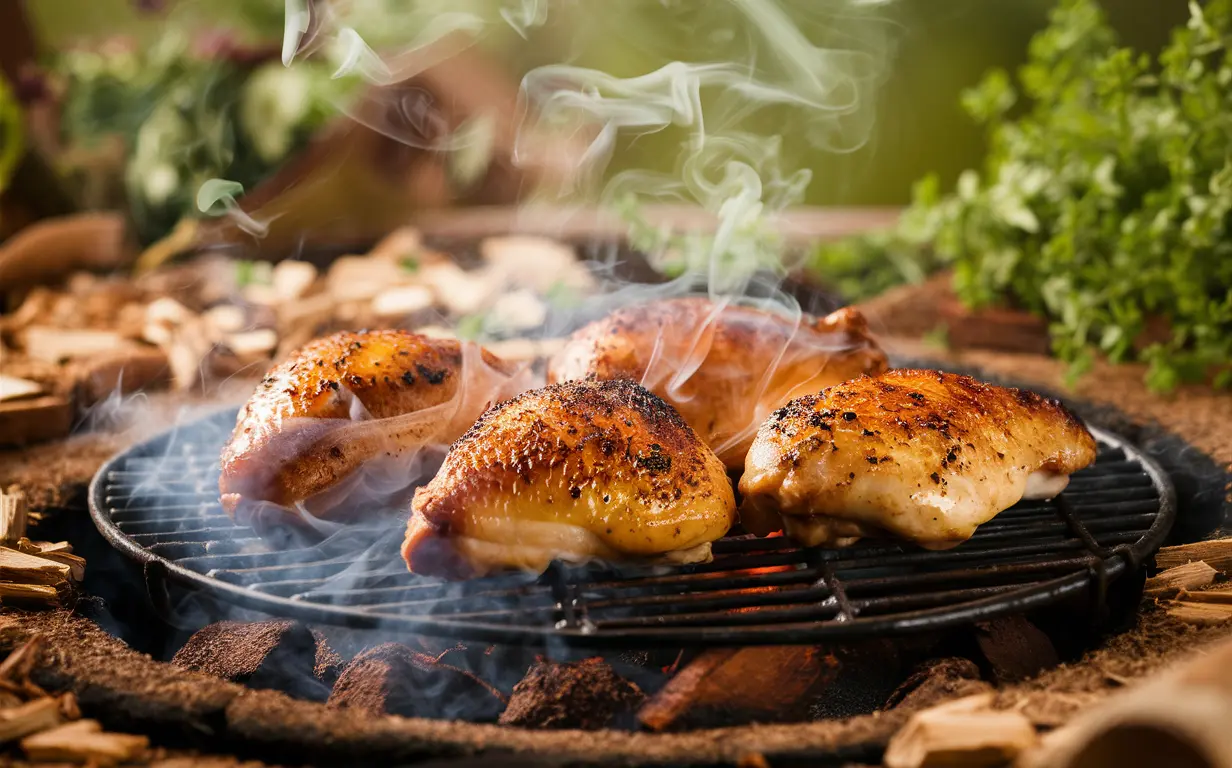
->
[0,635,147,765]
[0,490,84,607]
[881,535,1232,768]
[0,228,589,447]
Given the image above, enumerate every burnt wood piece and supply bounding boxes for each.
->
[885,658,992,712]
[499,658,643,731]
[171,620,336,702]
[973,616,1060,685]
[0,610,920,764]
[327,643,506,722]
[637,646,840,731]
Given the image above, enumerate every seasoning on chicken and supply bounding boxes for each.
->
[739,370,1098,550]
[402,379,736,578]
[220,330,531,526]
[547,298,887,469]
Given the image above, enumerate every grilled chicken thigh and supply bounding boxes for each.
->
[739,370,1098,549]
[403,379,736,578]
[220,330,531,526]
[547,298,887,469]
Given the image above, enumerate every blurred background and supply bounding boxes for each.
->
[1,0,1185,248]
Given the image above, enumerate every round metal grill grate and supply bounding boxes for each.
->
[89,407,1175,648]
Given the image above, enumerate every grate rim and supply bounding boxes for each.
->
[88,406,1176,648]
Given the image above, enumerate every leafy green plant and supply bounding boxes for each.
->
[813,0,1232,391]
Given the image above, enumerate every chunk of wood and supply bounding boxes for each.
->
[172,620,337,701]
[0,213,130,292]
[419,262,494,315]
[21,327,129,364]
[637,645,844,731]
[368,227,426,263]
[1144,561,1218,598]
[328,643,506,721]
[939,299,1052,356]
[499,658,643,730]
[0,697,62,743]
[884,694,1037,768]
[973,616,1060,685]
[481,235,593,293]
[0,375,42,402]
[328,256,408,303]
[0,491,28,544]
[1166,600,1232,626]
[224,329,279,363]
[70,346,171,406]
[0,547,71,586]
[1156,538,1232,574]
[483,337,567,364]
[0,395,73,447]
[21,719,148,766]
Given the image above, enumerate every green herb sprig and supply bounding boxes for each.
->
[814,0,1232,391]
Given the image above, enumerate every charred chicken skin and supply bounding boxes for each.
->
[739,370,1098,549]
[220,330,530,525]
[403,379,736,578]
[546,298,888,469]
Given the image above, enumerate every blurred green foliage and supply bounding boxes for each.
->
[29,0,1185,207]
[817,0,1232,391]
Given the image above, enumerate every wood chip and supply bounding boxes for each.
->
[1176,584,1232,604]
[0,583,62,606]
[1144,560,1218,598]
[272,260,319,302]
[0,698,62,743]
[372,285,435,320]
[328,256,407,303]
[16,540,84,582]
[21,327,129,364]
[0,491,28,545]
[21,719,148,766]
[0,375,42,403]
[224,329,279,361]
[883,694,1037,768]
[480,235,593,293]
[1155,538,1232,574]
[0,395,73,448]
[368,227,426,262]
[1166,600,1232,626]
[0,547,71,586]
[0,636,45,682]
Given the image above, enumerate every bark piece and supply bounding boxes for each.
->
[1155,538,1232,574]
[973,616,1059,685]
[0,697,62,743]
[0,491,28,544]
[327,643,506,722]
[0,395,73,447]
[172,620,336,702]
[21,719,148,766]
[499,657,643,730]
[1144,561,1218,598]
[883,694,1037,768]
[637,645,843,732]
[886,657,993,712]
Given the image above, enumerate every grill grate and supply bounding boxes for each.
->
[89,407,1175,648]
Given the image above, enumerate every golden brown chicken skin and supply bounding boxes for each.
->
[546,298,887,469]
[739,369,1098,550]
[220,330,530,525]
[403,379,736,578]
